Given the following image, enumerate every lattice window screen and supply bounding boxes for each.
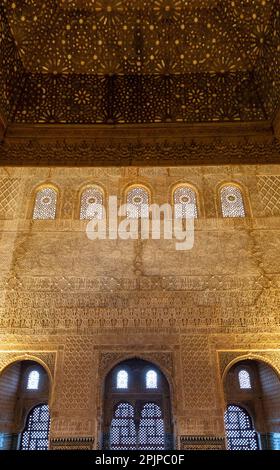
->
[110,403,137,450]
[20,405,50,450]
[138,403,165,450]
[33,188,57,220]
[127,187,149,218]
[220,185,245,218]
[174,186,198,218]
[224,405,259,450]
[80,187,103,220]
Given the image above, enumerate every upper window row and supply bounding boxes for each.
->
[116,369,158,389]
[32,184,246,220]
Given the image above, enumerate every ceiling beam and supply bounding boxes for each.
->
[0,111,7,142]
[4,121,273,146]
[273,108,280,139]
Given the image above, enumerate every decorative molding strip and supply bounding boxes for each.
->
[1,138,280,166]
[180,435,226,450]
[50,437,94,450]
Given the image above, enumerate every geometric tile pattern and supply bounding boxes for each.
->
[181,335,216,409]
[0,178,20,219]
[257,176,280,216]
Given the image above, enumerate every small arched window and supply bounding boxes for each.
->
[238,369,252,389]
[220,185,245,218]
[20,404,50,450]
[174,186,198,218]
[126,187,149,218]
[27,370,40,390]
[146,370,157,389]
[33,187,57,220]
[116,370,128,389]
[80,187,103,220]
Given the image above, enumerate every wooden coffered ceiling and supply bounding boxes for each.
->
[0,0,279,149]
[3,0,275,75]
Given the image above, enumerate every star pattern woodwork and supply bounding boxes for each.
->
[0,1,279,126]
[2,0,275,75]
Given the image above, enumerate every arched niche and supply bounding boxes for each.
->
[102,358,173,450]
[223,359,280,450]
[0,360,51,450]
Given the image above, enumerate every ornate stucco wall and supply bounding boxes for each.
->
[0,163,280,449]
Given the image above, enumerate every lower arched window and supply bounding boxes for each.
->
[104,359,172,450]
[224,405,259,450]
[20,404,50,450]
[139,403,165,450]
[110,403,137,450]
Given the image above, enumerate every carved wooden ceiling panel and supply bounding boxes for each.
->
[0,0,279,127]
[12,72,265,124]
[0,7,24,121]
[3,0,275,75]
